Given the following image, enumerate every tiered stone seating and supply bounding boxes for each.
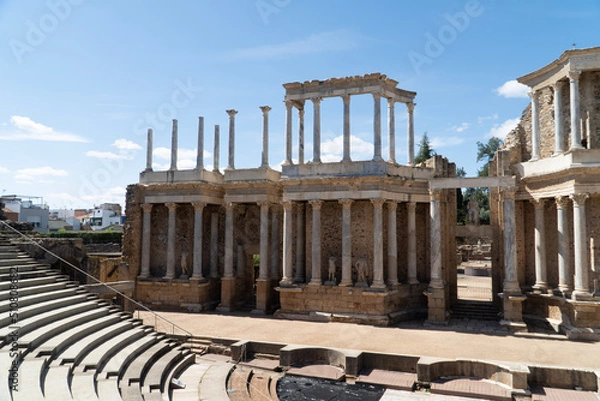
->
[0,235,202,400]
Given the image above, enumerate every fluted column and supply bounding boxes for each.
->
[407,102,415,166]
[139,203,153,277]
[532,199,547,291]
[270,206,280,279]
[556,196,572,293]
[170,119,178,171]
[196,117,204,169]
[552,82,565,155]
[224,202,235,278]
[210,212,219,278]
[283,100,293,166]
[371,199,386,289]
[571,192,589,297]
[309,200,323,285]
[298,105,305,165]
[387,202,398,286]
[258,202,270,280]
[502,187,519,293]
[407,202,418,284]
[429,189,443,288]
[165,202,178,279]
[312,97,322,163]
[294,202,306,283]
[226,109,238,170]
[388,98,396,164]
[339,199,353,286]
[192,203,206,280]
[213,125,220,173]
[145,128,153,172]
[260,106,271,168]
[568,70,584,150]
[342,95,351,162]
[373,94,383,161]
[280,201,294,286]
[530,91,540,161]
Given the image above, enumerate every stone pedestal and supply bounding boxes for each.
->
[500,293,527,332]
[424,286,447,324]
[217,277,236,312]
[253,278,270,315]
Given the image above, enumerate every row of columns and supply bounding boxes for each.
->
[532,193,591,296]
[529,70,583,161]
[283,95,416,166]
[280,199,420,288]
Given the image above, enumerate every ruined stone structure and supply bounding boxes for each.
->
[491,47,600,334]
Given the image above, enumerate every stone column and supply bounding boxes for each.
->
[258,202,270,280]
[530,91,540,161]
[571,192,590,297]
[213,125,220,173]
[224,202,235,278]
[342,95,351,162]
[407,202,419,284]
[170,119,178,171]
[339,199,353,286]
[371,199,386,289]
[532,199,548,291]
[568,70,584,150]
[226,110,238,170]
[196,117,204,170]
[556,196,572,293]
[139,203,153,277]
[191,203,206,280]
[387,202,398,286]
[298,105,305,165]
[260,106,271,168]
[283,100,293,166]
[502,187,519,294]
[552,82,565,155]
[372,94,383,161]
[309,200,323,285]
[270,206,280,279]
[210,212,219,278]
[388,98,396,164]
[429,189,443,288]
[407,102,415,166]
[280,201,294,286]
[312,97,322,163]
[294,202,306,283]
[145,128,153,172]
[165,202,178,279]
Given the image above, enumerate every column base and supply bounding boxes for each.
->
[532,283,548,294]
[572,290,593,301]
[190,275,206,282]
[339,280,353,287]
[292,277,305,284]
[280,278,295,287]
[385,280,398,287]
[424,285,447,324]
[500,292,526,329]
[369,281,387,291]
[308,279,321,287]
[408,279,420,285]
[552,150,565,157]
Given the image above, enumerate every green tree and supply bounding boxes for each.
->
[455,167,467,224]
[414,132,436,164]
[476,137,503,176]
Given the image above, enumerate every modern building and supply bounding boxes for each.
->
[0,195,50,233]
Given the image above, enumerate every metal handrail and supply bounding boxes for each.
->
[0,220,192,338]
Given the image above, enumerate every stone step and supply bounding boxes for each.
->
[0,274,69,292]
[161,352,196,395]
[0,263,50,275]
[142,347,190,393]
[0,287,81,313]
[12,357,47,401]
[70,372,100,401]
[0,258,39,267]
[96,378,123,401]
[98,332,160,379]
[44,364,75,400]
[0,350,16,401]
[0,281,71,302]
[119,340,176,387]
[0,252,30,260]
[120,384,144,401]
[172,361,212,401]
[0,268,60,281]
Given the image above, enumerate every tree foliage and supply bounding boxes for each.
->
[476,137,503,177]
[414,132,436,164]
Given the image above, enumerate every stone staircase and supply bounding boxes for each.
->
[451,300,500,321]
[0,235,209,401]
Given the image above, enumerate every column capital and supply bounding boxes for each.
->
[311,97,322,105]
[555,196,570,209]
[298,107,305,117]
[192,202,206,211]
[224,202,235,210]
[531,198,546,209]
[406,102,415,112]
[339,199,354,208]
[141,203,153,213]
[282,200,294,211]
[341,94,351,103]
[309,199,323,210]
[226,109,238,117]
[500,186,518,199]
[528,90,539,100]
[387,97,395,106]
[372,93,382,100]
[428,188,444,201]
[259,105,271,114]
[258,201,271,210]
[370,198,385,209]
[570,192,589,205]
[165,202,178,211]
[568,69,582,81]
[551,81,566,91]
[406,201,417,212]
[387,201,398,211]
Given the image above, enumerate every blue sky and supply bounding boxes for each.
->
[1,0,599,209]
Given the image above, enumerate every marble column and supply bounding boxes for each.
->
[532,199,547,291]
[571,192,589,296]
[568,70,584,150]
[226,110,238,170]
[407,202,419,284]
[312,98,322,163]
[339,199,353,286]
[298,105,305,165]
[210,212,219,278]
[283,100,293,166]
[170,119,178,171]
[258,202,270,280]
[309,200,323,285]
[342,95,351,162]
[387,202,398,286]
[213,125,220,173]
[429,190,443,288]
[530,91,540,161]
[145,128,153,172]
[371,199,386,289]
[191,203,206,280]
[280,201,294,286]
[552,82,565,155]
[372,94,383,161]
[139,203,153,277]
[294,202,306,283]
[260,106,271,168]
[224,202,234,278]
[165,202,178,279]
[388,98,396,164]
[502,187,519,293]
[556,196,572,293]
[407,102,415,166]
[270,206,280,279]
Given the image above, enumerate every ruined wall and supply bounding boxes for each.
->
[123,184,143,280]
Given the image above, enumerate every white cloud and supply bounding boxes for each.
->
[485,118,521,139]
[321,135,374,162]
[112,139,142,151]
[0,116,88,142]
[0,166,9,173]
[451,123,470,132]
[477,113,499,123]
[494,80,530,98]
[86,138,143,160]
[222,29,363,61]
[14,166,68,182]
[86,151,127,160]
[430,136,465,149]
[152,147,212,170]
